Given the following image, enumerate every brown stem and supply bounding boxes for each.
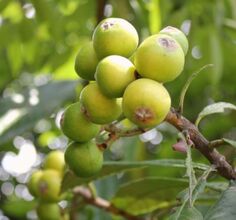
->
[97,0,108,24]
[73,187,144,220]
[165,108,236,180]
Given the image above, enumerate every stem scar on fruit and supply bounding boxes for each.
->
[102,21,114,30]
[135,107,155,123]
[158,37,178,51]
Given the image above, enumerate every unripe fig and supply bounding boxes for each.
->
[65,141,103,178]
[43,150,65,176]
[37,170,61,202]
[160,26,189,55]
[93,18,139,59]
[37,202,61,220]
[80,82,122,124]
[28,170,43,197]
[122,78,171,128]
[74,41,98,80]
[95,55,136,98]
[134,34,185,83]
[60,102,100,142]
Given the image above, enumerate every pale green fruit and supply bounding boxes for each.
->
[160,26,189,55]
[37,170,61,202]
[43,151,65,176]
[60,102,100,142]
[80,82,122,124]
[65,141,103,178]
[74,41,98,80]
[37,202,61,220]
[134,34,185,83]
[28,170,43,197]
[93,18,139,59]
[95,55,136,98]
[122,78,171,128]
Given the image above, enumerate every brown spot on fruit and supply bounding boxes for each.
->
[158,37,178,51]
[135,107,154,123]
[101,21,115,30]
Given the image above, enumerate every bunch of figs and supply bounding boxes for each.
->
[61,18,188,179]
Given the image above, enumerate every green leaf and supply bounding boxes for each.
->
[170,206,203,220]
[0,80,77,145]
[204,180,236,220]
[222,138,236,148]
[111,177,188,215]
[195,102,236,126]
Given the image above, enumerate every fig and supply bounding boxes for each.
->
[37,170,61,202]
[74,41,98,80]
[134,34,185,83]
[122,78,171,128]
[60,102,100,142]
[80,82,122,124]
[95,55,136,98]
[37,202,61,220]
[65,141,103,178]
[93,18,139,59]
[160,26,189,55]
[28,170,43,197]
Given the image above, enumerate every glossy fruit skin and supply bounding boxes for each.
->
[80,82,122,124]
[134,34,185,83]
[95,55,136,98]
[37,170,61,202]
[93,18,139,59]
[160,26,189,55]
[37,202,61,220]
[74,42,98,80]
[43,150,65,176]
[65,141,103,178]
[60,102,100,142]
[28,170,43,197]
[122,78,171,128]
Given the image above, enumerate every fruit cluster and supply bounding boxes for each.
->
[61,18,188,178]
[28,151,66,220]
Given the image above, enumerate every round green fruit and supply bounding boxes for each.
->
[74,41,98,80]
[134,34,185,83]
[95,55,136,98]
[65,141,103,178]
[37,202,61,220]
[80,82,122,124]
[28,170,43,197]
[160,26,189,55]
[92,18,139,59]
[43,151,65,175]
[60,102,100,142]
[122,78,171,128]
[37,170,61,202]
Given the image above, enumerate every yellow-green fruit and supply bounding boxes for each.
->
[160,26,189,55]
[37,202,61,220]
[134,34,185,83]
[43,151,65,175]
[37,170,61,202]
[28,170,43,197]
[80,83,122,124]
[95,55,136,98]
[122,78,171,128]
[93,18,139,59]
[60,102,100,142]
[74,42,98,80]
[65,141,103,178]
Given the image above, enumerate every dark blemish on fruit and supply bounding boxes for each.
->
[39,181,48,194]
[81,104,91,120]
[158,37,177,50]
[135,107,154,123]
[101,22,115,30]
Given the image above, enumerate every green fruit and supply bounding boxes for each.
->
[37,170,61,202]
[80,82,122,124]
[65,141,103,178]
[74,41,98,80]
[134,34,185,83]
[28,170,43,197]
[93,18,139,59]
[160,26,189,55]
[43,151,65,175]
[122,78,171,128]
[37,202,61,220]
[95,55,136,98]
[60,102,100,142]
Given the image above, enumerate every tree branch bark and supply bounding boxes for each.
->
[97,0,108,24]
[165,107,236,180]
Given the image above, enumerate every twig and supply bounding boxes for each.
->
[209,139,226,148]
[97,0,108,23]
[73,186,144,220]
